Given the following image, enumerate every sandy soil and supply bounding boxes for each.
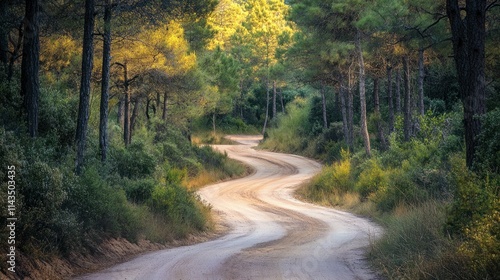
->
[75,135,382,280]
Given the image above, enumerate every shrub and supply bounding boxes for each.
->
[355,158,389,200]
[18,161,68,252]
[304,150,354,204]
[459,198,500,277]
[446,155,496,235]
[110,142,156,179]
[122,178,156,204]
[150,183,206,233]
[67,168,141,242]
[476,108,500,173]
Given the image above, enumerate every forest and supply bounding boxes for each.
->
[0,0,499,279]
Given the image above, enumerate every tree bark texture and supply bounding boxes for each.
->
[75,0,95,174]
[8,23,23,82]
[118,97,124,127]
[99,0,111,162]
[321,84,328,129]
[0,0,8,65]
[356,31,371,157]
[374,78,386,150]
[272,80,277,120]
[262,80,270,136]
[21,0,40,138]
[403,55,412,142]
[387,65,394,132]
[418,48,425,116]
[396,68,401,114]
[162,91,168,120]
[123,64,130,146]
[130,96,141,143]
[446,0,487,168]
[339,81,349,147]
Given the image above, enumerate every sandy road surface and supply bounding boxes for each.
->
[76,135,381,280]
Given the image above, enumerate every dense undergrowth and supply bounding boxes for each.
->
[263,97,500,279]
[0,82,245,276]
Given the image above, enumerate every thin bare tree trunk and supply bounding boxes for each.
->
[347,65,354,150]
[262,80,270,135]
[356,30,371,157]
[373,78,386,149]
[418,48,425,116]
[121,63,130,146]
[162,91,168,120]
[272,80,277,120]
[99,0,111,162]
[118,97,124,127]
[396,68,401,114]
[321,84,328,129]
[387,65,394,132]
[403,55,412,141]
[339,80,349,147]
[129,96,141,144]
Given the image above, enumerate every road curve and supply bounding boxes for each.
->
[76,135,381,280]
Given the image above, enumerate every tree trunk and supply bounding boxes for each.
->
[356,30,371,157]
[118,97,124,127]
[396,68,401,114]
[403,55,412,142]
[272,80,277,120]
[446,0,486,168]
[387,65,394,132]
[146,97,151,120]
[99,0,111,162]
[212,113,216,135]
[75,0,95,174]
[0,0,8,65]
[347,65,355,150]
[21,0,40,138]
[129,96,140,144]
[339,80,349,147]
[374,78,386,149]
[7,23,23,82]
[156,90,161,116]
[123,67,130,146]
[321,84,328,129]
[418,48,425,116]
[162,91,168,120]
[280,89,285,114]
[262,80,270,135]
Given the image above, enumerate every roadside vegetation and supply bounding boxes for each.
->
[264,95,500,279]
[0,84,246,276]
[1,0,499,279]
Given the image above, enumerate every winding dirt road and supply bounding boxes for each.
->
[77,135,381,280]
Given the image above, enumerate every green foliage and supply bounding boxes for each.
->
[261,97,310,153]
[150,183,207,233]
[122,178,156,204]
[110,142,157,179]
[38,87,78,150]
[476,108,500,173]
[68,167,142,242]
[459,199,500,277]
[446,155,498,236]
[355,158,388,200]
